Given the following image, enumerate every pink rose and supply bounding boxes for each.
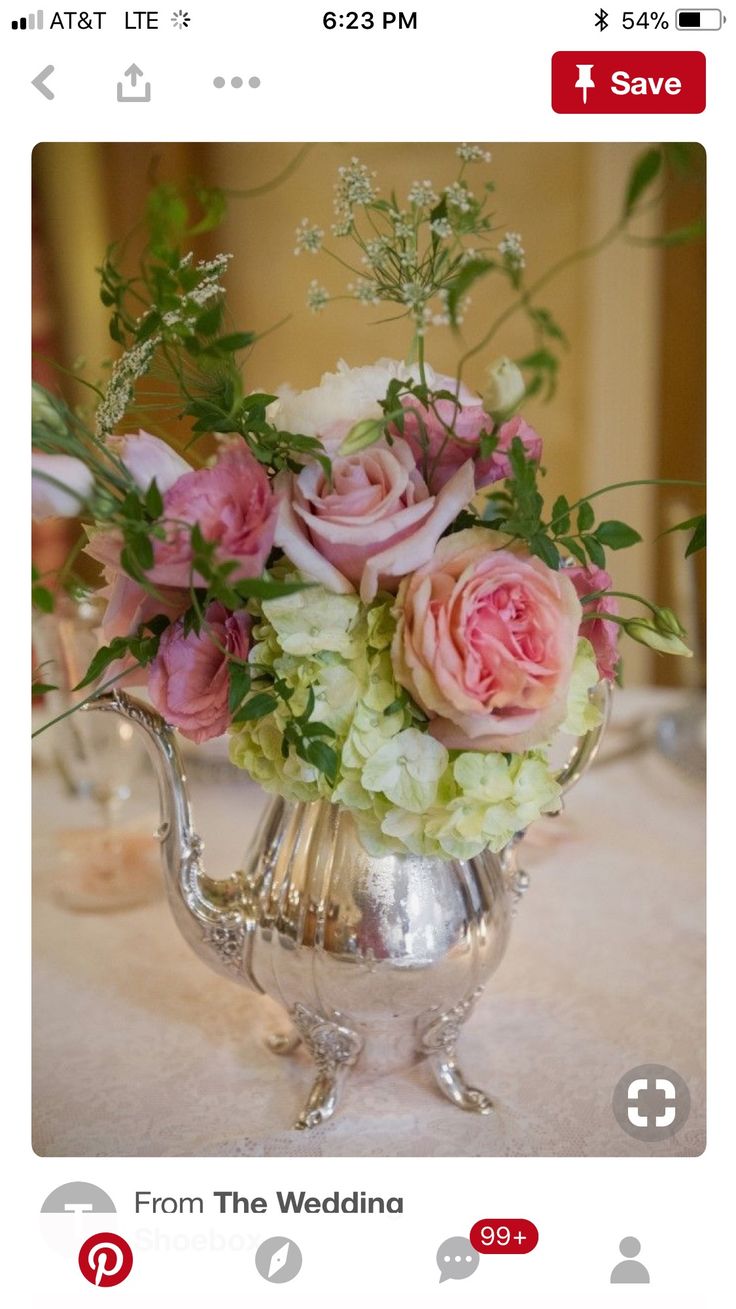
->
[396,397,542,493]
[96,571,190,687]
[86,445,278,589]
[148,601,251,743]
[392,527,582,753]
[274,437,475,603]
[567,563,620,681]
[32,453,94,519]
[109,429,190,494]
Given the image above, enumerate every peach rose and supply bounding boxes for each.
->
[392,527,582,752]
[275,437,474,603]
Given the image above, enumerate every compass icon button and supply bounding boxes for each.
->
[255,1236,303,1283]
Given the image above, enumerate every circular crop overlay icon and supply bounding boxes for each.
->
[612,1063,691,1141]
[78,1232,134,1287]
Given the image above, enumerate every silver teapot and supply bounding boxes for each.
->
[86,688,609,1130]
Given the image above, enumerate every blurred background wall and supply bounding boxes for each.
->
[32,141,705,685]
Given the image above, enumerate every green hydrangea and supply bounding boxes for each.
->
[229,588,603,861]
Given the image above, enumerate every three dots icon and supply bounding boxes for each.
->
[213,75,261,90]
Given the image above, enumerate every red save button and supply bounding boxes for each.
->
[552,51,705,113]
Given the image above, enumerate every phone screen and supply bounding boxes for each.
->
[11,3,727,1304]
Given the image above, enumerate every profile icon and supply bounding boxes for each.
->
[610,1236,650,1283]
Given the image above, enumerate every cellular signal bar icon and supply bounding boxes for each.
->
[11,9,44,28]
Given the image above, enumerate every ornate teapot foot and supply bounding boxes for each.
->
[417,992,494,1115]
[290,1004,363,1131]
[426,1053,494,1114]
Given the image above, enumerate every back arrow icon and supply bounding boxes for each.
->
[32,65,55,100]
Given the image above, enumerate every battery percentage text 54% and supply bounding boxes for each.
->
[595,10,671,28]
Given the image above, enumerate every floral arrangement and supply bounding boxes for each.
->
[32,146,703,861]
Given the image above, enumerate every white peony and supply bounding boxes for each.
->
[268,358,477,441]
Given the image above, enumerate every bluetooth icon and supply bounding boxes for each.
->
[595,7,609,29]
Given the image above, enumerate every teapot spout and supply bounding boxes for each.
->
[84,690,262,987]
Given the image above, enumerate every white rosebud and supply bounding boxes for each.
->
[482,356,526,420]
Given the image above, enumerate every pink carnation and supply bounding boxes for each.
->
[396,396,542,493]
[566,563,620,681]
[148,602,251,743]
[392,527,582,753]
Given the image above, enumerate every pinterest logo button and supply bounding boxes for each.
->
[78,1232,134,1287]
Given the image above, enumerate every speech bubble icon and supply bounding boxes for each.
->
[436,1235,480,1283]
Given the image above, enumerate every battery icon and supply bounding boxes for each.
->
[676,8,723,26]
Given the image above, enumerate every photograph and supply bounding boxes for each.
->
[31,140,705,1157]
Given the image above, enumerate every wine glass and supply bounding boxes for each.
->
[33,594,161,910]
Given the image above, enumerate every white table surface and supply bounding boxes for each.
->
[32,687,705,1157]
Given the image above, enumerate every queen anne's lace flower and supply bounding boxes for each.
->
[457,144,492,163]
[334,158,378,216]
[306,279,329,312]
[498,231,526,269]
[294,219,324,255]
[408,180,439,208]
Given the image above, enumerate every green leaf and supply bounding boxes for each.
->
[661,512,706,558]
[32,584,55,614]
[628,218,705,248]
[194,302,224,336]
[478,431,499,461]
[234,577,312,601]
[530,534,561,570]
[213,331,255,353]
[145,478,163,520]
[231,692,278,724]
[32,681,57,696]
[685,516,706,557]
[595,519,642,550]
[577,501,595,533]
[304,739,338,785]
[73,639,127,690]
[228,661,251,714]
[558,536,587,565]
[582,534,606,568]
[383,698,405,716]
[551,495,570,534]
[300,721,337,739]
[624,148,663,216]
[125,530,154,570]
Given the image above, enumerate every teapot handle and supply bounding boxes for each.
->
[83,689,261,987]
[555,679,612,797]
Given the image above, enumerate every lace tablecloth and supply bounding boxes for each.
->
[32,688,705,1157]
